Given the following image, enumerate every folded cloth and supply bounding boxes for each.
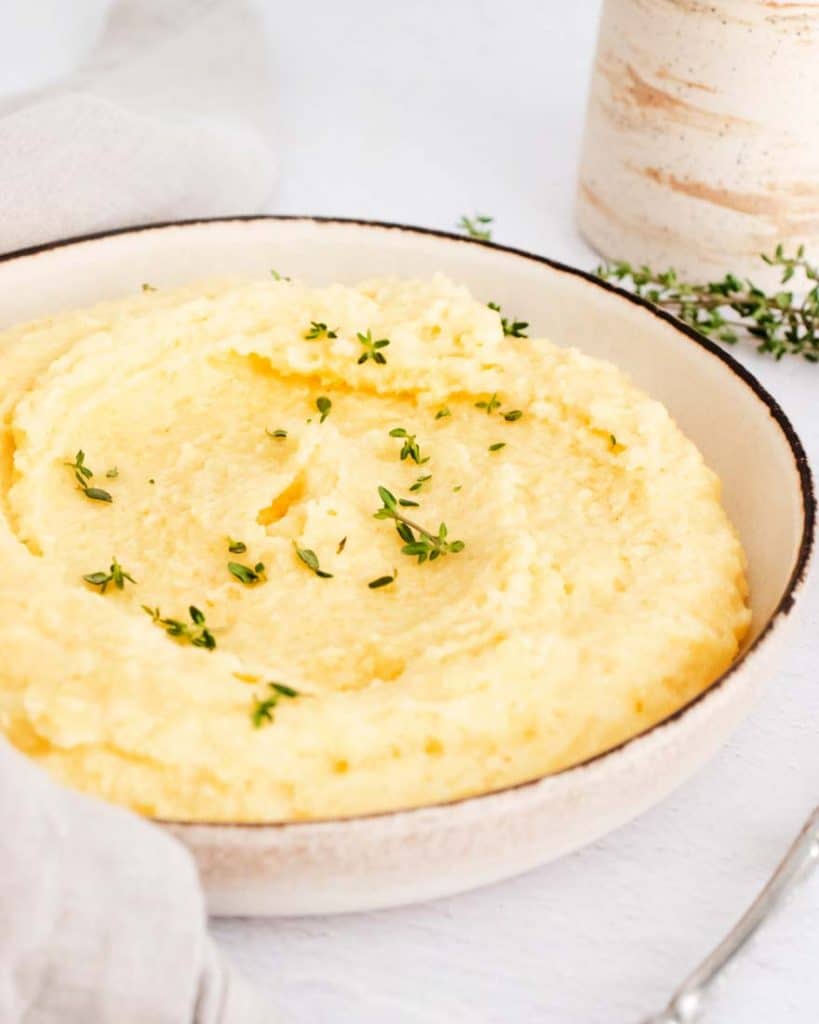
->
[0,0,275,254]
[0,741,271,1024]
[0,2,274,1020]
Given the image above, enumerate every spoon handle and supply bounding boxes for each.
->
[643,806,819,1024]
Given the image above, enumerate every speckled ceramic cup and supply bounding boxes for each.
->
[577,0,819,284]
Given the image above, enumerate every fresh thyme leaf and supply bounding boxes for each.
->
[228,560,266,585]
[435,406,452,420]
[457,214,493,241]
[266,428,288,439]
[388,427,429,465]
[251,681,301,728]
[453,484,463,492]
[105,467,119,478]
[65,451,113,502]
[502,410,523,422]
[488,442,506,452]
[487,301,529,338]
[84,487,113,502]
[373,486,465,564]
[409,473,432,493]
[475,393,501,415]
[143,604,216,649]
[610,433,618,448]
[293,541,333,578]
[357,329,390,365]
[398,497,420,507]
[368,573,396,589]
[228,539,247,554]
[596,245,819,361]
[304,321,338,340]
[83,558,136,594]
[270,269,291,282]
[337,536,347,554]
[316,396,332,422]
[141,282,156,292]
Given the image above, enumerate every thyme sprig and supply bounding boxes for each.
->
[293,541,333,578]
[357,329,390,365]
[228,560,266,585]
[143,604,216,649]
[251,682,301,728]
[83,558,136,594]
[65,450,113,503]
[474,393,523,421]
[304,321,338,340]
[488,302,529,338]
[596,245,819,361]
[368,572,396,589]
[374,486,464,564]
[389,427,430,465]
[409,473,432,493]
[316,396,332,422]
[457,214,493,241]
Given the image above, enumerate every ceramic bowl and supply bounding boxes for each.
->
[0,217,813,916]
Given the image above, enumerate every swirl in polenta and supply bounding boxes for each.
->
[0,274,750,821]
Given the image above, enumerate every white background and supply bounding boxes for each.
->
[208,3,819,1023]
[7,1,817,1020]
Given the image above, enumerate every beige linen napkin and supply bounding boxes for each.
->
[0,1,274,1020]
[0,0,275,253]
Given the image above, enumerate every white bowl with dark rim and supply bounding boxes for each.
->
[0,217,813,916]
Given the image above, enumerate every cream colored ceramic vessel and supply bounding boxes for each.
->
[0,217,813,916]
[578,0,819,284]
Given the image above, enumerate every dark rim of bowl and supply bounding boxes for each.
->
[1,214,814,829]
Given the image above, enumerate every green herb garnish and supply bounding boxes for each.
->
[610,434,618,448]
[503,410,523,422]
[475,393,501,415]
[489,442,506,452]
[357,329,390,365]
[82,558,136,594]
[270,269,291,282]
[305,321,338,340]
[374,486,464,564]
[596,245,819,361]
[316,396,332,422]
[435,406,452,420]
[141,283,156,292]
[368,573,396,589]
[457,214,493,241]
[409,473,432,493]
[266,428,288,439]
[293,541,333,578]
[65,450,113,503]
[105,467,119,479]
[228,539,247,554]
[389,427,429,465]
[251,682,301,728]
[337,536,347,554]
[228,560,266,585]
[488,301,529,338]
[143,604,216,649]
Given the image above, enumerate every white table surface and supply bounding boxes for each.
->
[206,3,819,1022]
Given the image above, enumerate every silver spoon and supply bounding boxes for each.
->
[642,805,819,1023]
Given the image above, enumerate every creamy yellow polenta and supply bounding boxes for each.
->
[0,274,750,822]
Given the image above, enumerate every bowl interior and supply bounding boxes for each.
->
[0,217,811,646]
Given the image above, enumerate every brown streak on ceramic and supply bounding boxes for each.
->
[642,167,819,238]
[597,56,754,134]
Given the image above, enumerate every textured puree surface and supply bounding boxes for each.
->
[0,274,750,822]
